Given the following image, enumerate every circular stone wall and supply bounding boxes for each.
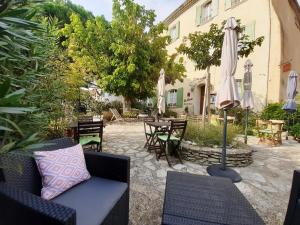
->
[181,141,253,167]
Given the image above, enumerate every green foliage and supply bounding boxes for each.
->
[122,111,139,118]
[61,0,185,110]
[291,123,300,140]
[260,103,287,120]
[39,0,94,27]
[0,79,40,153]
[218,107,258,134]
[0,0,43,85]
[164,108,178,118]
[184,123,240,147]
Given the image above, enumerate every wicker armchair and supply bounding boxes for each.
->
[0,138,130,225]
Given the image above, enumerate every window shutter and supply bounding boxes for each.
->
[212,0,219,17]
[176,21,180,39]
[245,21,256,41]
[225,0,232,10]
[176,88,184,108]
[195,5,202,25]
[165,91,169,104]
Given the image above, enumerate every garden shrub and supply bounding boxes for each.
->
[184,122,240,147]
[122,111,139,118]
[218,107,258,135]
[260,103,287,120]
[164,108,178,118]
[291,123,300,140]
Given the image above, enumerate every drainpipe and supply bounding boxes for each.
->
[266,0,272,106]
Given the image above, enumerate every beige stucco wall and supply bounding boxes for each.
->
[271,0,300,102]
[165,0,299,115]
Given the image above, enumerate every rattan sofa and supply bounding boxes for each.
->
[0,138,130,225]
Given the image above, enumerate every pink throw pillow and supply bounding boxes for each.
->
[34,144,91,200]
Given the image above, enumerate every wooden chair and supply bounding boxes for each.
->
[257,119,284,145]
[78,115,93,122]
[143,117,155,148]
[109,108,124,121]
[156,120,187,167]
[284,170,300,225]
[77,121,104,152]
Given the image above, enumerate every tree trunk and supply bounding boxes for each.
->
[122,96,132,112]
[202,66,211,124]
[207,66,211,122]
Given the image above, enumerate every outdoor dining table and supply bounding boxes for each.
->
[146,121,171,152]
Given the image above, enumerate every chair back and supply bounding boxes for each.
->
[109,108,123,120]
[168,120,187,141]
[256,120,268,130]
[143,117,155,134]
[78,121,104,138]
[78,115,93,122]
[284,170,300,225]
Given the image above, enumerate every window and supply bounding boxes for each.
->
[235,79,243,95]
[239,22,255,40]
[231,0,243,7]
[169,21,180,42]
[201,1,213,23]
[167,89,177,107]
[196,0,218,26]
[225,0,245,10]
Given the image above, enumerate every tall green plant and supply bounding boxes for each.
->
[0,79,40,152]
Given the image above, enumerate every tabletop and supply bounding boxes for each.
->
[162,171,265,225]
[146,121,171,128]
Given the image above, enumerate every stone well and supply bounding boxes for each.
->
[181,141,253,167]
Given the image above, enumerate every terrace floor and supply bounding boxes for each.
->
[101,122,300,225]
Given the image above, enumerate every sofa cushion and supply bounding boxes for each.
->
[52,176,128,225]
[34,144,91,200]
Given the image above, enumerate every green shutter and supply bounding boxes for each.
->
[212,0,219,17]
[225,0,232,10]
[176,21,180,39]
[165,91,168,105]
[176,88,183,108]
[195,5,202,25]
[245,21,256,41]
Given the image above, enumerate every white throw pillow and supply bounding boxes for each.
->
[34,144,91,200]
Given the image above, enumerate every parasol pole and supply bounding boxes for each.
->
[221,109,228,170]
[244,107,249,144]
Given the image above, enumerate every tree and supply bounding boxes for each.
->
[61,0,185,111]
[40,0,94,27]
[177,21,264,121]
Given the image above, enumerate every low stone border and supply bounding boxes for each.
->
[181,141,253,167]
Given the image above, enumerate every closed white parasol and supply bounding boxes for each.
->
[157,69,166,114]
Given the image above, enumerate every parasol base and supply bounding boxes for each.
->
[207,164,242,183]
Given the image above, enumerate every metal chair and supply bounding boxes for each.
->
[77,121,104,152]
[156,120,187,167]
[143,117,155,148]
[284,170,300,225]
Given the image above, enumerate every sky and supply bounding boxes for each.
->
[70,0,185,22]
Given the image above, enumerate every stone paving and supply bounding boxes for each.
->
[101,122,300,225]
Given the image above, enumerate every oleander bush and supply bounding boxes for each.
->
[184,122,241,147]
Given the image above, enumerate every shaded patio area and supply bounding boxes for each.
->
[102,122,300,225]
